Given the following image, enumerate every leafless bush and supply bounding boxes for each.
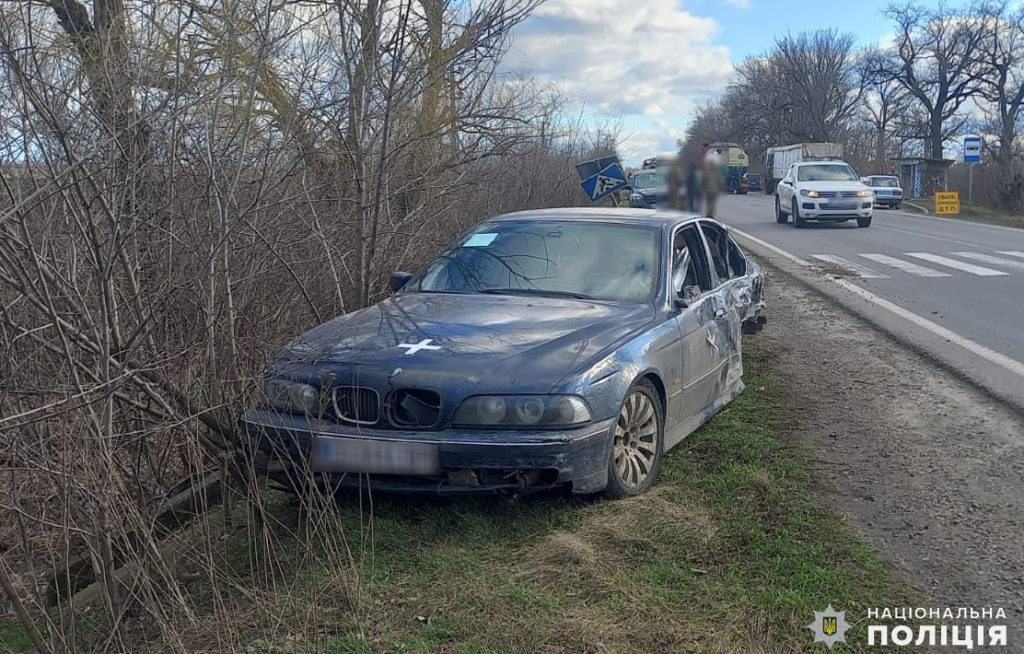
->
[0,1,610,650]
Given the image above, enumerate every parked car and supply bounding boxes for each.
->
[863,175,903,209]
[775,160,874,228]
[241,209,766,498]
[628,171,666,208]
[743,173,762,193]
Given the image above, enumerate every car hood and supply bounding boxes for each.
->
[268,292,657,393]
[798,181,868,191]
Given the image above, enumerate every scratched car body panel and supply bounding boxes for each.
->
[241,208,765,496]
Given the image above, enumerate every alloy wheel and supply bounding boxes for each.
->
[613,391,659,489]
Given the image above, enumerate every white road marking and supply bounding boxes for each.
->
[858,253,951,277]
[874,224,989,248]
[810,254,890,278]
[951,252,1024,271]
[904,252,1009,276]
[729,227,1024,383]
[998,251,1024,260]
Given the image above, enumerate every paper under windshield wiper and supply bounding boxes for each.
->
[478,288,594,300]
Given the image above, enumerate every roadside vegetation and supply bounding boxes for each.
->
[905,198,1024,228]
[0,2,619,652]
[1,339,917,653]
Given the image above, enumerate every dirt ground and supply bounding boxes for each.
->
[759,264,1024,639]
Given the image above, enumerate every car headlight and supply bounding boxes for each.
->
[800,189,820,198]
[857,189,873,197]
[630,193,643,201]
[262,378,323,415]
[453,395,591,427]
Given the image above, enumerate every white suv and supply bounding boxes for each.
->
[775,161,874,228]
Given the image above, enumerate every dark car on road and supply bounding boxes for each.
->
[242,209,766,497]
[628,171,666,208]
[744,173,762,193]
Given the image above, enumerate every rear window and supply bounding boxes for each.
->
[797,164,858,182]
[870,177,899,187]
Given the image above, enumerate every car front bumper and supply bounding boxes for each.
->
[239,408,616,494]
[798,200,873,220]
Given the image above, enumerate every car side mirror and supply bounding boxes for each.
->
[389,271,413,292]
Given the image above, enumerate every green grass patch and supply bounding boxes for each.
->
[905,198,1023,229]
[4,338,917,652]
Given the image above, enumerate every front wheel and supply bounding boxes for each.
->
[775,196,789,223]
[857,215,872,228]
[604,379,664,499]
[792,200,806,228]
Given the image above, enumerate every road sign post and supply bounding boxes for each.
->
[575,156,628,204]
[963,136,982,207]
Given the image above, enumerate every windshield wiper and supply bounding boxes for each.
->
[478,288,594,300]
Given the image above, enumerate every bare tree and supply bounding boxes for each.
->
[859,49,912,171]
[974,1,1024,163]
[874,2,989,161]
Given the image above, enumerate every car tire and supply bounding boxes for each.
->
[792,199,806,228]
[604,379,664,499]
[857,215,872,228]
[775,196,789,223]
[894,202,901,210]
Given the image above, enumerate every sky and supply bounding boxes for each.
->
[503,0,957,167]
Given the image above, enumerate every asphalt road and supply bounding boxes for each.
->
[715,192,1024,413]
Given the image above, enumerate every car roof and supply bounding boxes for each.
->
[869,175,898,178]
[487,207,704,229]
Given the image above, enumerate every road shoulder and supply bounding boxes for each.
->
[757,264,1024,638]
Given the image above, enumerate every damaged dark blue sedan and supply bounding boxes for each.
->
[241,208,765,497]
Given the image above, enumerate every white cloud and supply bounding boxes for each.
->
[505,0,734,118]
[722,0,751,9]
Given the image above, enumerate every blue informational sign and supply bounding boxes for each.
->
[579,160,628,202]
[964,136,982,163]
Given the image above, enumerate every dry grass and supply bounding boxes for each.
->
[0,339,924,653]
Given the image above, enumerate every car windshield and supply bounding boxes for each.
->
[797,164,858,182]
[412,221,660,302]
[632,173,663,189]
[871,177,899,187]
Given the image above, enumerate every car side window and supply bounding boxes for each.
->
[726,235,747,277]
[672,225,713,301]
[698,221,730,283]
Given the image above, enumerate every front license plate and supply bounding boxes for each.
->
[310,436,440,475]
[825,201,857,210]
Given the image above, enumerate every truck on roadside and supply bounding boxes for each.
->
[763,143,844,194]
[704,142,750,194]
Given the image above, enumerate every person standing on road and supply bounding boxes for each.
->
[702,150,723,218]
[685,158,700,213]
[666,154,687,210]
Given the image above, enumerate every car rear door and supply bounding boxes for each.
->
[698,221,747,394]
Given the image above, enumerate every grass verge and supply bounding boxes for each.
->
[904,199,1023,229]
[0,337,917,653]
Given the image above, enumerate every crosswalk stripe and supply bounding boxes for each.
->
[951,252,1024,271]
[858,253,951,277]
[810,254,890,278]
[904,252,1009,276]
[997,251,1024,260]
